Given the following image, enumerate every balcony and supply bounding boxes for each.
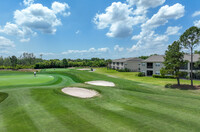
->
[147,63,153,69]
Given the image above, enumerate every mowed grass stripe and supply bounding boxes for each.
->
[31,89,104,132]
[13,90,70,132]
[0,91,39,131]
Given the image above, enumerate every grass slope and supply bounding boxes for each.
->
[0,69,200,131]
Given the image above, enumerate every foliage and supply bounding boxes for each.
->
[163,41,185,85]
[139,56,149,60]
[35,58,109,69]
[180,26,200,86]
[137,72,145,77]
[165,83,173,88]
[117,68,131,72]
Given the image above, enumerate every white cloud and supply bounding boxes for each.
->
[0,22,36,42]
[14,3,63,34]
[128,31,168,52]
[23,0,34,6]
[165,26,182,35]
[192,11,200,17]
[142,3,185,30]
[94,2,146,38]
[39,52,55,56]
[75,30,80,34]
[129,3,184,54]
[127,0,166,15]
[62,47,109,55]
[0,36,15,49]
[194,20,200,28]
[51,1,70,16]
[114,45,124,52]
[0,1,70,43]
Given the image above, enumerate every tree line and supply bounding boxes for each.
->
[0,53,112,69]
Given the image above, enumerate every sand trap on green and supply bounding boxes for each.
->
[62,87,99,98]
[85,81,115,87]
[0,74,54,86]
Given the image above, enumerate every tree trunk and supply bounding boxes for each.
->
[177,77,180,86]
[191,47,193,86]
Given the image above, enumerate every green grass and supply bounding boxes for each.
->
[95,68,200,86]
[0,73,54,86]
[1,68,200,131]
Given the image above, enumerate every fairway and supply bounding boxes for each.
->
[1,69,200,132]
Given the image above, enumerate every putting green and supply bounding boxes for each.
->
[0,74,54,86]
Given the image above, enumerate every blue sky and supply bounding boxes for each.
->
[0,0,200,59]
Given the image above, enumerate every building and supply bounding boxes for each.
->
[140,54,200,76]
[110,57,142,72]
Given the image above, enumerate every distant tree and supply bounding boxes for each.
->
[62,58,68,68]
[139,56,149,60]
[180,26,200,86]
[194,50,200,54]
[3,57,12,66]
[40,54,43,59]
[0,56,4,66]
[10,56,18,68]
[163,41,185,86]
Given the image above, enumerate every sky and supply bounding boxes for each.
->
[0,0,200,59]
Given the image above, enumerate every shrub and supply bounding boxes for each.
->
[117,68,131,72]
[137,72,145,77]
[165,83,173,88]
[152,74,175,79]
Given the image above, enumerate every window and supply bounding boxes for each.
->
[147,63,153,68]
[113,62,115,65]
[121,62,123,66]
[155,71,160,75]
[117,62,119,66]
[142,63,145,66]
[155,63,161,67]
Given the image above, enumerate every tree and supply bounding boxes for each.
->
[163,41,185,86]
[180,26,200,86]
[10,56,18,68]
[3,57,11,66]
[62,58,68,68]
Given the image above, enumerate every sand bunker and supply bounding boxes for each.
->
[85,81,115,87]
[77,68,90,71]
[62,87,99,98]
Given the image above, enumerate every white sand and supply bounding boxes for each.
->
[77,68,90,71]
[62,87,99,98]
[85,81,115,87]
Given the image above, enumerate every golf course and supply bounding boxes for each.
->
[1,68,200,132]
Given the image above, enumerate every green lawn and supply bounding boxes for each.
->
[1,69,200,131]
[95,68,200,86]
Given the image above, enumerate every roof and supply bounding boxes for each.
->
[184,54,200,62]
[112,57,142,62]
[142,54,200,62]
[142,55,165,62]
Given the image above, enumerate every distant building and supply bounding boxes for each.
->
[140,54,200,76]
[110,57,142,72]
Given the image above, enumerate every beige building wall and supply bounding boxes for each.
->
[140,62,164,75]
[124,61,141,72]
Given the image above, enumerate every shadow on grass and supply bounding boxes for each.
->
[166,84,200,90]
[0,92,8,103]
